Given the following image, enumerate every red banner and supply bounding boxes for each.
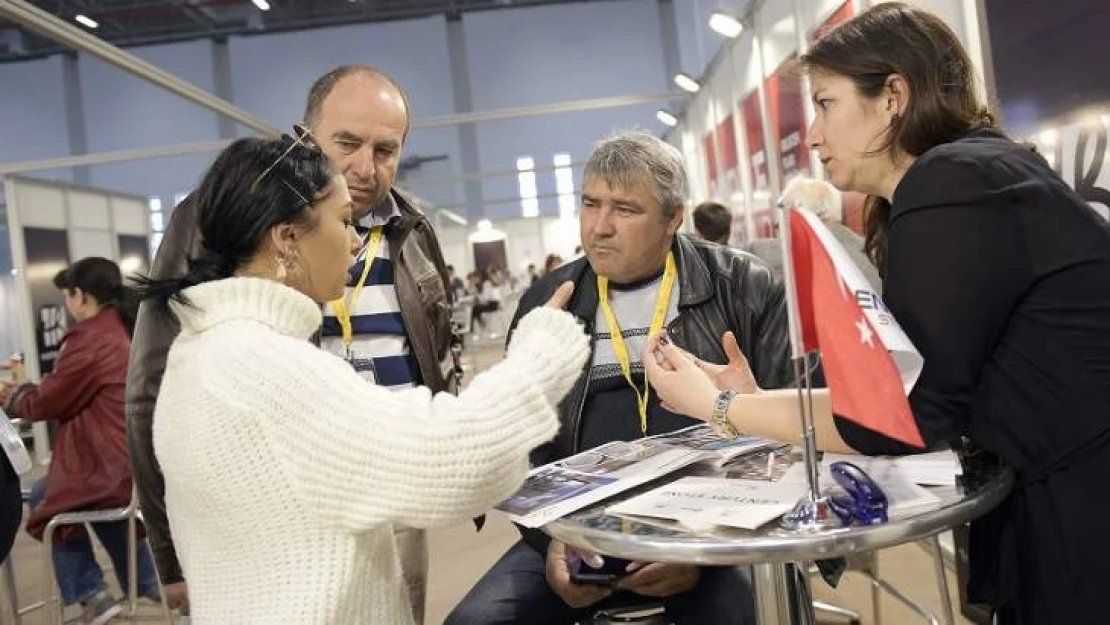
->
[811,1,854,41]
[741,90,774,237]
[766,56,812,181]
[703,132,719,197]
[716,115,740,196]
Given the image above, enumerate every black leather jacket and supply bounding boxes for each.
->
[509,234,794,554]
[511,234,796,480]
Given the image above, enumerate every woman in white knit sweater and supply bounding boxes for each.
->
[136,133,588,624]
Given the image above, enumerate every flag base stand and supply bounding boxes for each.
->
[778,354,843,533]
[779,493,845,532]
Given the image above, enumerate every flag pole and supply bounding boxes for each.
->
[776,198,842,532]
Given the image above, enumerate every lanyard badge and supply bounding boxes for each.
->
[597,252,677,436]
[330,226,384,382]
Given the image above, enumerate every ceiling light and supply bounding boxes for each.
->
[656,110,678,127]
[74,14,98,29]
[709,12,743,38]
[674,73,700,94]
[251,0,271,11]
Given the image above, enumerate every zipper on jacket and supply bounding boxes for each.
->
[569,319,594,454]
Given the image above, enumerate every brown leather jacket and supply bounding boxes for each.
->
[125,188,453,583]
[10,308,133,541]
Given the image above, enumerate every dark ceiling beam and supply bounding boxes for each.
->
[172,1,222,32]
[0,0,631,62]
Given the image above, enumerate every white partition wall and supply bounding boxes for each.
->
[2,175,150,463]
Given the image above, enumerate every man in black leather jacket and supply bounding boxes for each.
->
[447,132,793,625]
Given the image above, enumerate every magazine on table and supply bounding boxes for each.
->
[497,424,777,528]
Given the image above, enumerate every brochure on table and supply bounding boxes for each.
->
[497,425,777,528]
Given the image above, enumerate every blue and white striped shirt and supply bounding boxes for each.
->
[320,195,420,390]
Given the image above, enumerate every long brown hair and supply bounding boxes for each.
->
[801,2,996,272]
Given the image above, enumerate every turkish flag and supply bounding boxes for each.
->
[786,209,925,448]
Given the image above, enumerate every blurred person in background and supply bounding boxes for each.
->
[2,258,158,624]
[691,201,732,245]
[543,253,564,275]
[470,269,502,331]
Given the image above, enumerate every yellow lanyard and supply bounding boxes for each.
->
[597,252,677,436]
[330,226,385,354]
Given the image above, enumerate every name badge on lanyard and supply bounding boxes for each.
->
[347,349,378,385]
[332,226,385,386]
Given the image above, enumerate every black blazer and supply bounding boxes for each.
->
[838,129,1110,624]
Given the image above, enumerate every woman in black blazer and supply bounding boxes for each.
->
[644,3,1110,624]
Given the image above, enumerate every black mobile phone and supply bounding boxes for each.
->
[569,555,633,587]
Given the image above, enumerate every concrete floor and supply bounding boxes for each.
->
[2,337,979,624]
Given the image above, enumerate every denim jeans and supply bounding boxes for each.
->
[29,479,159,605]
[445,540,757,625]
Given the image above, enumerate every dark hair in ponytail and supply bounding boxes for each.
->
[133,136,333,310]
[54,257,139,335]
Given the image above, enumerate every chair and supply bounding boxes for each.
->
[42,488,173,625]
[582,575,863,625]
[0,488,46,625]
[587,602,667,624]
[809,533,955,625]
[0,547,43,625]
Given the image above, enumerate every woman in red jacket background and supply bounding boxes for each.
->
[1,257,159,624]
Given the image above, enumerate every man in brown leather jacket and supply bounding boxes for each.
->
[126,65,452,619]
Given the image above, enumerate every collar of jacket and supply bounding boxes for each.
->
[66,307,125,342]
[564,233,715,323]
[384,187,432,242]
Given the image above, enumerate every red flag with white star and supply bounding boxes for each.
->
[784,208,925,448]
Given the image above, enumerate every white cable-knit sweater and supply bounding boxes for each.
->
[153,278,587,624]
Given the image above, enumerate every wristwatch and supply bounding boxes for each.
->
[710,390,743,438]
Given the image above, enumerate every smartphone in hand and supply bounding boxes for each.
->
[568,554,633,587]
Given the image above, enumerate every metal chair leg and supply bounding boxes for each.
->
[788,563,818,625]
[812,600,862,625]
[867,553,882,625]
[927,534,955,625]
[127,513,138,616]
[870,576,940,625]
[2,556,21,625]
[43,518,63,625]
